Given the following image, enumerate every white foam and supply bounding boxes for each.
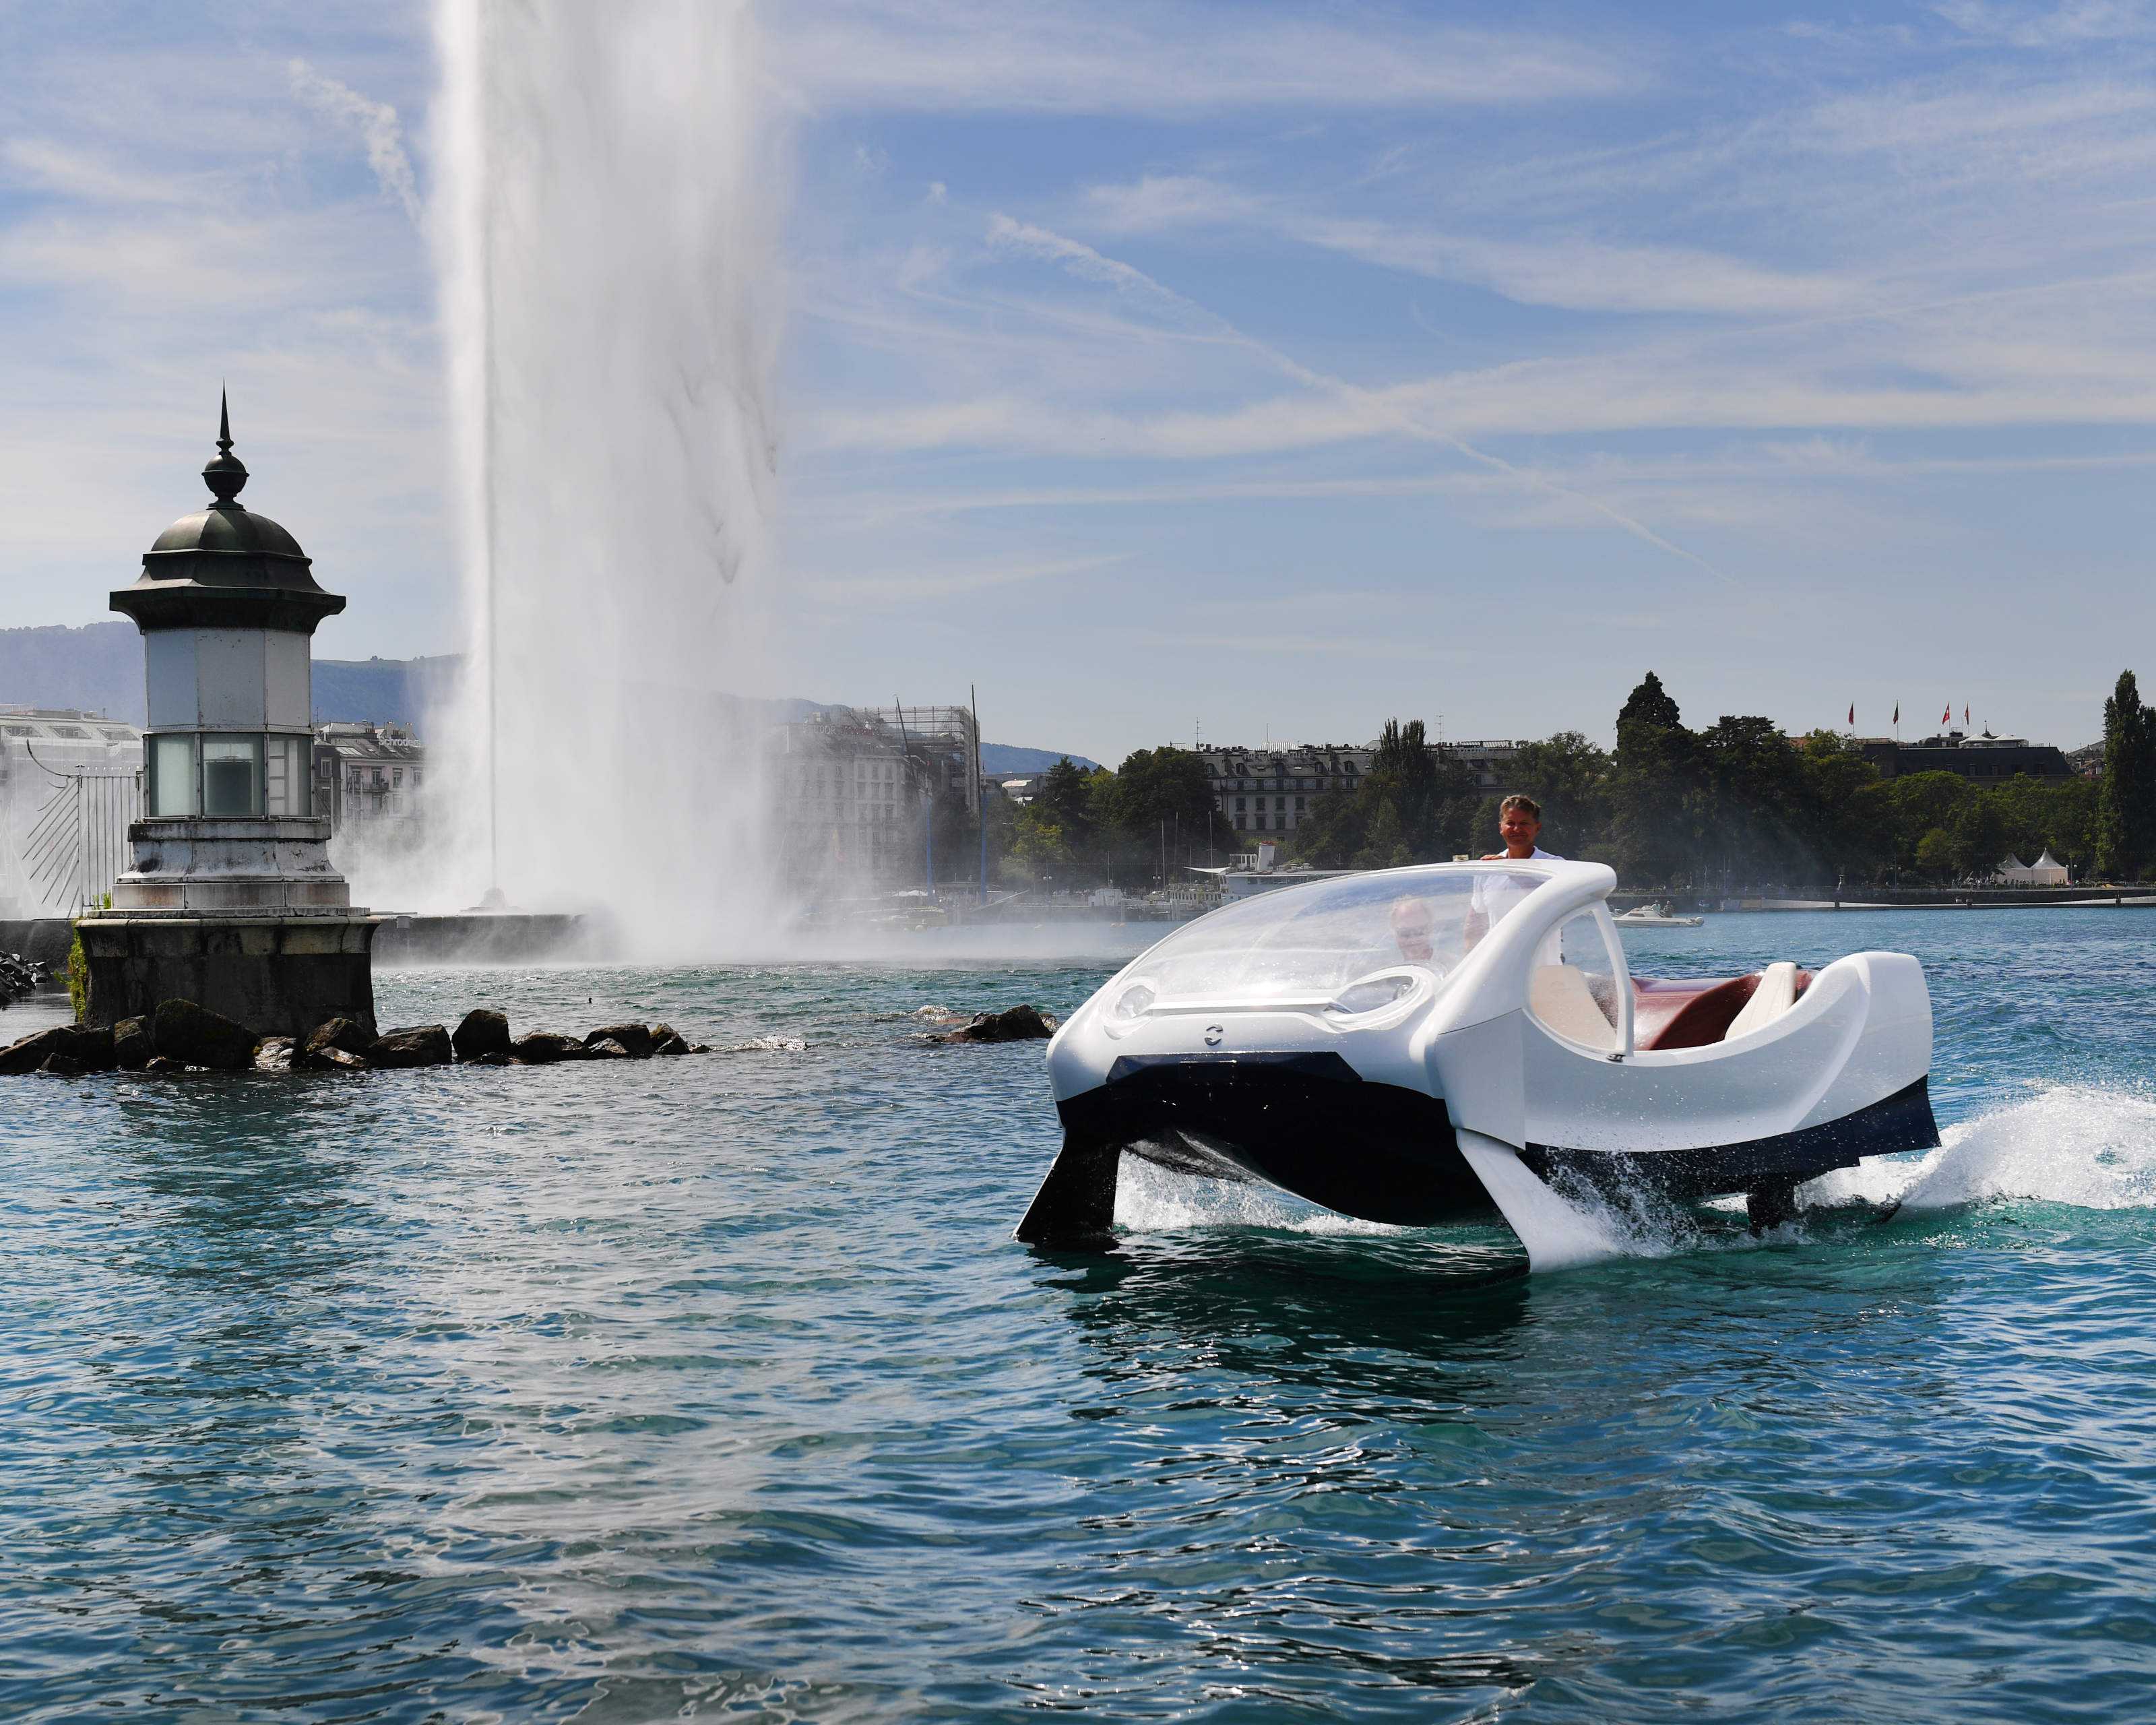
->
[1113,1157,1405,1237]
[1805,1084,2156,1214]
[1104,1084,2156,1265]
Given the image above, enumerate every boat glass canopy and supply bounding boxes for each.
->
[1122,863,1554,1011]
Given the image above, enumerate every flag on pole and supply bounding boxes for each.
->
[1893,702,1899,724]
[1941,705,1951,725]
[1847,703,1855,726]
[1964,704,1971,726]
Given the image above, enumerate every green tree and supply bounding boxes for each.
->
[1092,747,1217,885]
[1609,672,1699,887]
[2095,670,2156,880]
[1504,731,1612,859]
[1697,714,1813,885]
[1794,731,1888,882]
[1948,794,2011,878]
[1913,826,1957,879]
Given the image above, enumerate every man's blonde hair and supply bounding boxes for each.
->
[1499,794,1542,820]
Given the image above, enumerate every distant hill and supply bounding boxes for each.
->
[980,744,1100,774]
[311,655,464,726]
[1,625,1098,765]
[0,621,141,721]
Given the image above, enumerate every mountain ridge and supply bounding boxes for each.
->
[0,623,1098,772]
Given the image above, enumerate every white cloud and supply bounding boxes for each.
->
[1082,175,1858,315]
[288,57,422,224]
[798,551,1127,602]
[1932,1,2156,46]
[775,0,1643,116]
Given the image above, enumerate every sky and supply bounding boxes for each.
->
[6,0,2156,762]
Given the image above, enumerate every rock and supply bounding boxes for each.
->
[1,1026,84,1075]
[152,999,257,1072]
[651,1024,691,1057]
[142,1055,184,1075]
[113,1017,153,1071]
[36,1053,83,1076]
[314,1046,370,1072]
[584,1022,657,1059]
[688,1044,713,1055]
[69,1026,116,1072]
[464,1050,513,1067]
[371,1025,453,1069]
[584,1036,635,1059]
[253,1036,296,1072]
[934,1004,1058,1044]
[302,1017,374,1069]
[511,1030,588,1065]
[2,1024,118,1075]
[452,1007,512,1061]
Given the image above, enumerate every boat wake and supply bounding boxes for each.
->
[1115,1158,1408,1238]
[1106,1084,2156,1265]
[1806,1083,2156,1215]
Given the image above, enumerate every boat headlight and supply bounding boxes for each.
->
[1326,973,1421,1017]
[1110,982,1156,1021]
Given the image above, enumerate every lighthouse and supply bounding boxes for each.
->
[76,398,379,1033]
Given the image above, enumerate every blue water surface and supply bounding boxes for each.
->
[3,908,2154,1722]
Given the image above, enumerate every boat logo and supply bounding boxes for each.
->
[1203,1024,1225,1046]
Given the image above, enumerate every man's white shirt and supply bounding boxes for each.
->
[1470,847,1562,931]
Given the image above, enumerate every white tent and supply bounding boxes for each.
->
[1996,851,2070,885]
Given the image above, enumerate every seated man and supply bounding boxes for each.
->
[1388,896,1436,964]
[1464,794,1562,948]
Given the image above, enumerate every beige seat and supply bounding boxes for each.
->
[1724,962,1800,1042]
[1530,964,1619,1050]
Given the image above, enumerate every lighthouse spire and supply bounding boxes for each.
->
[203,383,249,506]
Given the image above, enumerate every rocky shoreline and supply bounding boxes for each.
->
[0,1000,716,1078]
[1,950,51,1007]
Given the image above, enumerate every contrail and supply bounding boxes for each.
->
[990,212,1732,581]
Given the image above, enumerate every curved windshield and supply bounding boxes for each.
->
[1119,864,1552,1009]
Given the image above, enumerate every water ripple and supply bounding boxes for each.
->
[3,922,2155,1719]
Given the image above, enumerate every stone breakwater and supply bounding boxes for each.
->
[1,950,51,1006]
[0,999,714,1078]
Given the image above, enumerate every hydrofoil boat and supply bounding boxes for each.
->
[1016,860,1937,1269]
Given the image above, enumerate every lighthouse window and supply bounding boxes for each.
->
[263,735,307,817]
[148,734,197,817]
[203,736,263,817]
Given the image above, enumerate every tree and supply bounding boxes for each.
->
[1913,826,1957,879]
[1609,672,1699,887]
[1948,794,2010,878]
[1292,718,1476,867]
[1697,714,1813,885]
[1092,747,1217,885]
[2095,670,2156,880]
[1504,731,1612,858]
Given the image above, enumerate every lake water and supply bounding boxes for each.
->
[4,908,2153,1722]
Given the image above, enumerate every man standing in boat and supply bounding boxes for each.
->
[1465,794,1562,947]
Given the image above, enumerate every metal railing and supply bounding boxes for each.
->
[20,747,141,914]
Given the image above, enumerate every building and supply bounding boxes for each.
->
[1198,737,1521,839]
[313,722,426,834]
[1857,730,2073,782]
[769,708,934,883]
[77,394,379,1034]
[865,705,982,819]
[0,708,141,917]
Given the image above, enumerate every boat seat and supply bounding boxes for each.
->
[1531,964,1619,1051]
[1723,962,1801,1042]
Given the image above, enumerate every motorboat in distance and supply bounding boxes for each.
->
[1614,902,1704,927]
[1017,860,1938,1268]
